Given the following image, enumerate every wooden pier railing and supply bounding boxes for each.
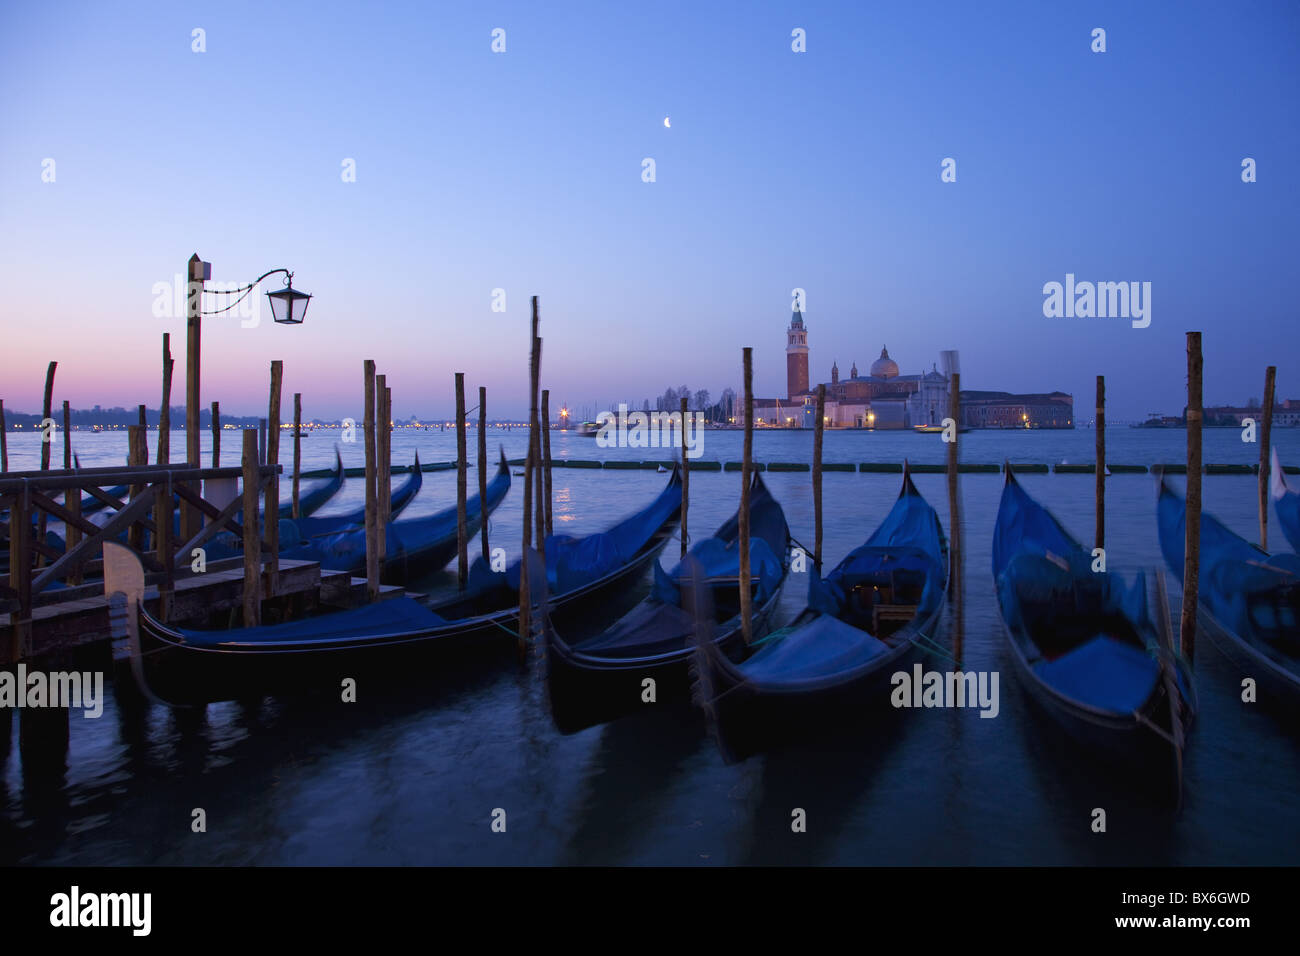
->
[0,456,279,662]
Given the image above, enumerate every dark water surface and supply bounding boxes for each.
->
[4,428,1300,864]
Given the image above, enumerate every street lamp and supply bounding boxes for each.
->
[202,266,312,326]
[180,253,311,538]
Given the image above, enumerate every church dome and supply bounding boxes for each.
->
[870,346,899,379]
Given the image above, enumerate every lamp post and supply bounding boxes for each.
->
[183,254,313,463]
[180,253,312,540]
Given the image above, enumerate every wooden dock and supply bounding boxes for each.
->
[2,557,405,661]
[1,456,406,665]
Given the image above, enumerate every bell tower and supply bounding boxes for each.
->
[786,308,809,400]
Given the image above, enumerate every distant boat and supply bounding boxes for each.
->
[575,421,601,437]
[913,423,967,434]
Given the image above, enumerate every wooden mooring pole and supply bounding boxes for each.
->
[1181,332,1203,663]
[7,481,30,660]
[0,399,7,472]
[211,401,220,467]
[376,379,391,571]
[455,372,468,591]
[40,362,57,472]
[36,363,57,566]
[156,336,174,612]
[478,385,489,562]
[680,395,690,559]
[266,361,283,597]
[127,425,146,553]
[519,301,540,654]
[739,347,753,645]
[241,428,261,626]
[1260,365,1276,550]
[813,383,825,569]
[947,364,963,664]
[158,333,173,465]
[63,401,82,585]
[181,254,205,550]
[363,360,379,601]
[61,401,72,469]
[292,392,302,519]
[1096,375,1105,552]
[532,338,545,561]
[542,389,553,538]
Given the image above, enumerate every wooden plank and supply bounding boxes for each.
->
[27,490,100,536]
[30,486,157,592]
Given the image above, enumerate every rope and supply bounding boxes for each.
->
[492,616,527,643]
[1133,708,1177,747]
[788,534,814,559]
[913,628,957,664]
[748,625,794,648]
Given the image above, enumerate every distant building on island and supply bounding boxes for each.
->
[737,308,1074,429]
[1199,400,1300,427]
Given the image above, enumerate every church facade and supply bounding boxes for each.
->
[739,308,1073,429]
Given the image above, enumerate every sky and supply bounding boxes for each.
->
[1,0,1297,421]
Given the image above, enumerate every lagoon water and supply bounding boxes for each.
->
[4,426,1300,865]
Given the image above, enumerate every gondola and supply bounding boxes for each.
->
[1159,470,1300,713]
[278,447,345,518]
[995,469,1195,793]
[693,465,948,761]
[285,452,423,537]
[543,470,790,734]
[115,465,682,704]
[278,451,510,584]
[1270,448,1300,555]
